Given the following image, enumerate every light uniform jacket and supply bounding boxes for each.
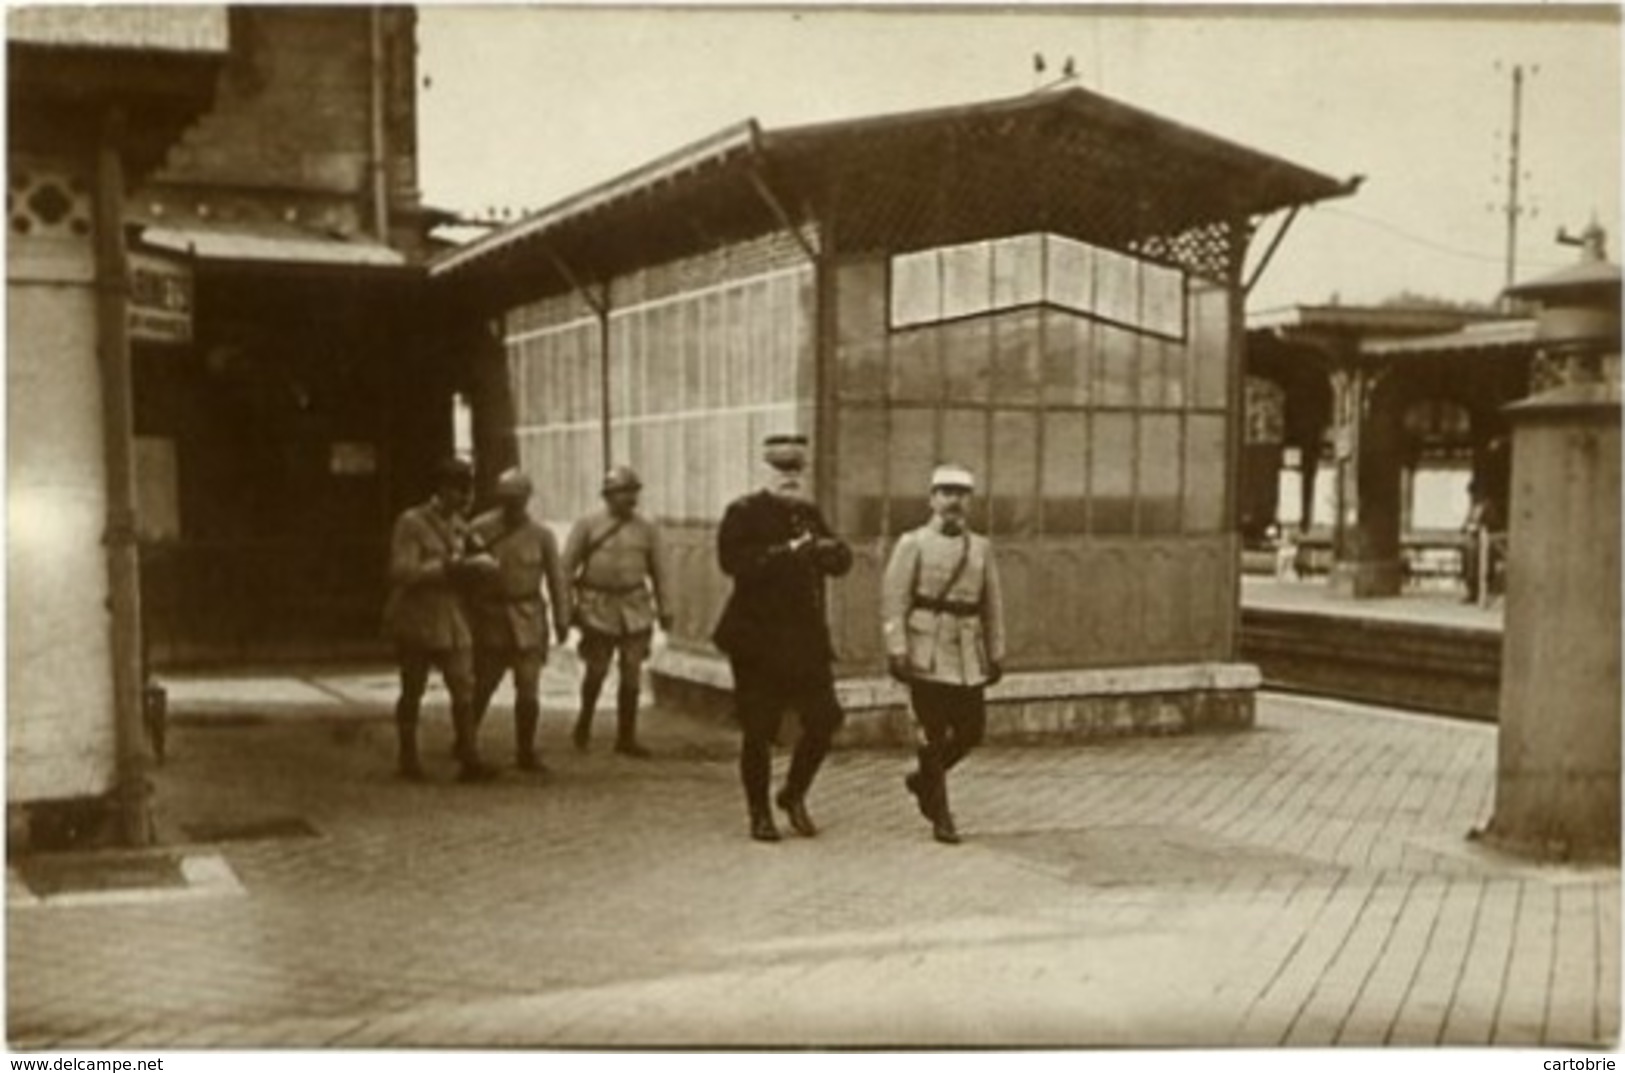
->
[881,517,1006,687]
[562,510,666,637]
[466,510,569,652]
[382,501,473,652]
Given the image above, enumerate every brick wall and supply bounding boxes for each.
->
[133,6,420,247]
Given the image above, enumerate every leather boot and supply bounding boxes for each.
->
[613,685,650,758]
[775,788,818,837]
[452,701,497,783]
[931,774,960,845]
[396,718,425,781]
[750,810,782,842]
[515,699,545,772]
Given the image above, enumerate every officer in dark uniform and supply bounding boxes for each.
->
[713,433,853,842]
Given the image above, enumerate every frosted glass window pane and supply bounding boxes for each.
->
[1191,285,1230,410]
[888,408,937,531]
[1095,247,1139,328]
[838,407,887,536]
[891,250,941,328]
[992,234,1044,308]
[1097,323,1138,409]
[991,410,1038,536]
[1041,411,1089,533]
[1139,414,1183,534]
[1143,262,1186,338]
[991,309,1041,405]
[888,325,940,403]
[941,241,993,320]
[1044,234,1093,314]
[940,318,991,403]
[1184,414,1227,533]
[1091,412,1135,535]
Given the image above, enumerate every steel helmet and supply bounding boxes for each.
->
[601,465,642,494]
[494,467,533,501]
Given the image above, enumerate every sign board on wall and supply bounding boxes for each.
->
[128,250,193,345]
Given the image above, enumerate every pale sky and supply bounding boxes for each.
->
[417,4,1622,312]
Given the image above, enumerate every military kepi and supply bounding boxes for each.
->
[763,433,810,471]
[930,463,975,491]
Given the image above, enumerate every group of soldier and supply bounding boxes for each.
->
[381,432,1006,846]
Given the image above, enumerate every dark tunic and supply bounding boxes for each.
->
[712,490,853,680]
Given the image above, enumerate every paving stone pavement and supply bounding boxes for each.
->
[6,679,1618,1049]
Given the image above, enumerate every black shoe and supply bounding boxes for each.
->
[398,760,426,782]
[614,741,652,759]
[904,773,932,821]
[933,812,961,845]
[457,760,500,783]
[775,789,818,838]
[572,721,590,752]
[750,813,782,842]
[516,754,549,775]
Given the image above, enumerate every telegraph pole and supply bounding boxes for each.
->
[1502,63,1525,293]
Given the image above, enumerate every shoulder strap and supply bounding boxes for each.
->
[575,517,629,579]
[931,531,973,603]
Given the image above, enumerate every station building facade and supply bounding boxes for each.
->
[433,89,1351,738]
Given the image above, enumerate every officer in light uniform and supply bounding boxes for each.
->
[881,463,1006,843]
[563,465,671,758]
[382,457,499,782]
[467,467,571,773]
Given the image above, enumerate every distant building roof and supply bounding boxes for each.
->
[1361,318,1538,358]
[1248,304,1504,338]
[432,87,1354,294]
[141,221,406,269]
[8,6,229,54]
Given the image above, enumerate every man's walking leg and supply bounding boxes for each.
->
[513,650,545,771]
[907,682,960,843]
[394,649,431,780]
[613,635,651,758]
[574,630,611,751]
[444,650,495,782]
[778,677,842,837]
[732,662,781,842]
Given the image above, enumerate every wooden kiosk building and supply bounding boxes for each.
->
[432,89,1352,737]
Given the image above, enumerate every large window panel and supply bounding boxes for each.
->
[991,308,1042,405]
[1184,414,1228,533]
[1191,286,1230,410]
[940,318,992,404]
[993,233,1044,309]
[1044,234,1094,315]
[941,241,993,320]
[837,406,887,537]
[991,410,1039,536]
[888,407,937,531]
[1041,410,1089,533]
[888,324,940,403]
[891,249,941,328]
[1090,412,1135,535]
[1138,414,1183,534]
[1094,246,1140,329]
[1097,322,1139,409]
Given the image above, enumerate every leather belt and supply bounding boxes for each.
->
[911,595,980,617]
[579,581,646,596]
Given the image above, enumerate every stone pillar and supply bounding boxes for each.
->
[1483,382,1620,859]
[1328,365,1404,597]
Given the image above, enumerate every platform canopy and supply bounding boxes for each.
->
[433,87,1352,303]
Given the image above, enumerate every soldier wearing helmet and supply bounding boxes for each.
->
[881,463,1006,844]
[382,456,500,782]
[562,463,671,757]
[465,467,571,773]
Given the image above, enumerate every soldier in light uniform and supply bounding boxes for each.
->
[466,467,571,773]
[713,433,853,842]
[382,457,500,783]
[881,464,1006,844]
[562,465,671,758]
